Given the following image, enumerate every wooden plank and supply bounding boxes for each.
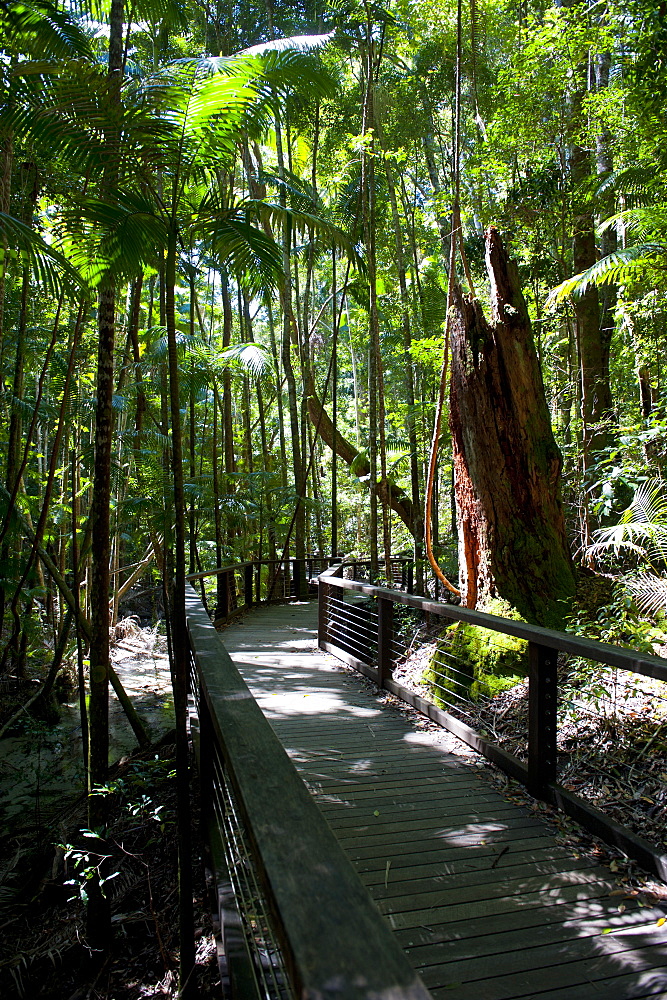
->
[382,879,627,932]
[373,863,608,913]
[303,769,485,790]
[405,905,667,969]
[322,803,531,834]
[295,757,480,775]
[368,856,597,902]
[504,969,667,1000]
[420,945,667,999]
[396,888,635,949]
[318,793,507,822]
[352,834,570,870]
[360,845,583,886]
[300,769,485,792]
[317,797,501,820]
[334,814,548,850]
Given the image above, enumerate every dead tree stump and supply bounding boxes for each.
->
[449,227,576,623]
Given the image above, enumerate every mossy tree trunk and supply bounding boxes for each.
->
[449,228,576,624]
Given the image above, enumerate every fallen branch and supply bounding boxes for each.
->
[306,387,416,534]
[117,543,156,602]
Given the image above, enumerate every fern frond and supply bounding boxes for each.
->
[218,343,271,377]
[590,479,667,564]
[623,573,667,616]
[546,244,667,306]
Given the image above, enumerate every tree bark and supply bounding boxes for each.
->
[382,142,424,589]
[449,228,576,624]
[165,226,195,995]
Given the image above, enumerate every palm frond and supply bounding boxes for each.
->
[590,479,667,564]
[546,244,667,306]
[3,0,91,59]
[248,200,362,266]
[206,217,282,294]
[621,479,667,527]
[238,33,335,57]
[65,192,168,282]
[623,573,667,616]
[218,343,271,377]
[0,212,85,296]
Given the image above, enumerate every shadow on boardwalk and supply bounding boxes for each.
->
[221,601,667,1000]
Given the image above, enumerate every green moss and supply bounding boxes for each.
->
[423,597,527,706]
[350,451,368,476]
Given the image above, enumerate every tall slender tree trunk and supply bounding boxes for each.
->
[86,0,124,952]
[382,144,424,591]
[275,111,306,589]
[0,126,12,370]
[220,268,236,611]
[266,300,288,490]
[331,249,338,558]
[165,227,195,995]
[360,28,382,579]
[562,0,613,465]
[595,49,617,407]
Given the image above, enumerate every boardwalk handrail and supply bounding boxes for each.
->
[318,563,667,881]
[187,555,341,620]
[185,582,432,1000]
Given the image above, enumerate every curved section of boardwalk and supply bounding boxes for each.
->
[221,601,667,1000]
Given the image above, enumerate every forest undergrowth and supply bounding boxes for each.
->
[0,737,220,999]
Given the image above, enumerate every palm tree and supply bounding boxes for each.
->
[67,34,339,988]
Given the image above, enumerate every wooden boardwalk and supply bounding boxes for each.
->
[221,601,667,1000]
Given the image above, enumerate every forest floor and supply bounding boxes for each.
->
[0,734,221,999]
[0,598,221,1000]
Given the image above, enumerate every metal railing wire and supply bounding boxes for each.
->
[318,563,667,881]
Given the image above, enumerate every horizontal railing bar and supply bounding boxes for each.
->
[327,595,377,616]
[187,562,253,581]
[319,641,379,680]
[186,584,431,1000]
[320,568,667,682]
[188,556,342,583]
[326,621,375,644]
[326,600,376,620]
[326,633,376,659]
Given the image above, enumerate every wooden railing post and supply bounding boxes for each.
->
[294,559,303,600]
[407,561,414,595]
[255,563,261,605]
[377,596,394,688]
[528,641,558,795]
[318,576,328,648]
[217,574,229,620]
[244,564,253,608]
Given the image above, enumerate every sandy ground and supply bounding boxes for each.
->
[0,624,175,836]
